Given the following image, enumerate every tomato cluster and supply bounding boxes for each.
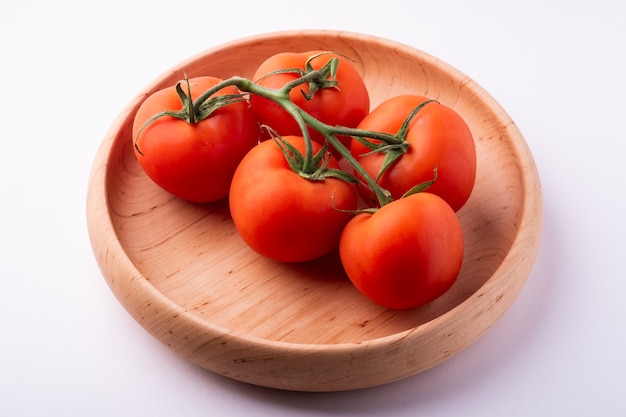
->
[132,51,477,310]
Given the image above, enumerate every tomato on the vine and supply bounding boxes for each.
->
[351,95,476,212]
[132,76,259,203]
[129,57,472,310]
[229,135,357,263]
[250,51,370,148]
[339,192,464,310]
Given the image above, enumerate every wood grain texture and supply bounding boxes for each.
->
[86,30,543,391]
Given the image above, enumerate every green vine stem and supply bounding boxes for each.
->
[186,74,398,206]
[137,58,421,207]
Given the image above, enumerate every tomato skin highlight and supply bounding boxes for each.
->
[339,192,464,310]
[229,136,358,263]
[351,95,476,212]
[250,51,370,148]
[132,76,259,203]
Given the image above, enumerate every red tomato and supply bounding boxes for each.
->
[229,136,357,263]
[351,95,476,212]
[132,76,259,203]
[250,51,370,148]
[339,192,464,310]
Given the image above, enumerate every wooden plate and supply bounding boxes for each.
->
[86,30,542,392]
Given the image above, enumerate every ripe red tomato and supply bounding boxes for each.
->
[351,95,476,212]
[339,192,464,310]
[250,51,370,147]
[132,76,259,203]
[229,136,357,263]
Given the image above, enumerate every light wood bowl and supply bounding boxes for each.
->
[86,30,542,392]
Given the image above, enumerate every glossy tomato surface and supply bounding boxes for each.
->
[339,192,464,309]
[229,136,358,263]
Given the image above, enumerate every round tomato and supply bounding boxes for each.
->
[229,136,357,263]
[339,192,464,310]
[132,76,259,203]
[351,95,476,212]
[250,51,370,148]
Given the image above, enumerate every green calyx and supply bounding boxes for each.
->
[256,52,345,102]
[300,52,342,100]
[351,99,438,182]
[134,74,247,156]
[268,128,359,184]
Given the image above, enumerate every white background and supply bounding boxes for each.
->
[2,1,625,416]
